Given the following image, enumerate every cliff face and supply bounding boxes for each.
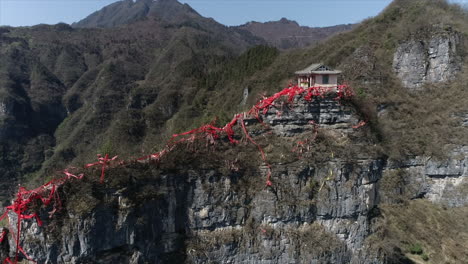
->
[2,1,468,263]
[393,27,463,89]
[15,95,468,263]
[382,147,468,207]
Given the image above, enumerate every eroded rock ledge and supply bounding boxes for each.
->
[393,27,463,89]
[13,96,467,264]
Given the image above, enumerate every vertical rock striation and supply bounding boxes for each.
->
[393,28,462,89]
[11,96,468,263]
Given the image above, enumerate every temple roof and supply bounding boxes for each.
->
[295,63,342,75]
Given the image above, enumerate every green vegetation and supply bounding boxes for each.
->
[0,1,467,263]
[408,242,431,261]
[409,243,423,255]
[171,45,280,131]
[293,0,468,160]
[1,0,467,187]
[0,218,7,228]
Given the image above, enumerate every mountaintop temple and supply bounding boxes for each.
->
[295,63,341,88]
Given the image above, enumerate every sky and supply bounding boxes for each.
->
[0,0,467,28]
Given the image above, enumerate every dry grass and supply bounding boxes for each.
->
[187,222,344,261]
[367,199,468,263]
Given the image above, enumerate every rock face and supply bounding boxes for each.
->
[381,147,468,207]
[393,28,462,89]
[260,96,359,136]
[13,96,468,263]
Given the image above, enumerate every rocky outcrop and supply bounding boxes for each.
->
[10,95,468,263]
[260,96,359,136]
[10,96,373,263]
[393,28,462,89]
[380,146,468,207]
[19,161,384,263]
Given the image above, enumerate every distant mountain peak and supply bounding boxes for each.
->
[72,0,200,28]
[278,17,297,25]
[236,18,354,50]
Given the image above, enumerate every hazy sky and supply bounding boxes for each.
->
[0,0,466,28]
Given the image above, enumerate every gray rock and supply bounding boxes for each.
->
[425,157,464,177]
[240,87,249,106]
[381,147,468,207]
[260,96,359,137]
[9,96,467,264]
[393,29,462,89]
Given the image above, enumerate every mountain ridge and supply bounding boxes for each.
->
[0,0,467,263]
[73,0,354,50]
[235,18,355,49]
[72,0,200,28]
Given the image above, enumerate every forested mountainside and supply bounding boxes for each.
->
[0,0,265,201]
[0,0,467,263]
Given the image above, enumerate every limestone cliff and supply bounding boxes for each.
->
[2,1,468,263]
[11,95,467,264]
[393,26,463,89]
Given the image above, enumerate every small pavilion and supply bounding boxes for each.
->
[295,63,341,88]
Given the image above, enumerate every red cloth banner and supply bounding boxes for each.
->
[0,84,358,263]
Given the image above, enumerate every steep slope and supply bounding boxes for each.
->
[236,18,355,49]
[0,29,69,202]
[199,0,468,160]
[12,93,383,263]
[188,1,468,260]
[0,1,264,201]
[10,84,468,264]
[1,0,468,263]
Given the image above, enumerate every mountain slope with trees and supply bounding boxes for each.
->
[0,0,265,199]
[0,0,467,263]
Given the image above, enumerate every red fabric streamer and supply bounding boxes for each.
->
[247,85,305,120]
[223,114,242,144]
[352,120,367,129]
[85,154,118,183]
[0,230,6,243]
[239,115,272,186]
[0,185,53,264]
[0,167,89,263]
[291,121,319,157]
[0,84,355,264]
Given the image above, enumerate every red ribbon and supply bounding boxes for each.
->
[223,114,242,144]
[352,120,367,129]
[0,230,6,243]
[1,83,355,264]
[85,154,118,183]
